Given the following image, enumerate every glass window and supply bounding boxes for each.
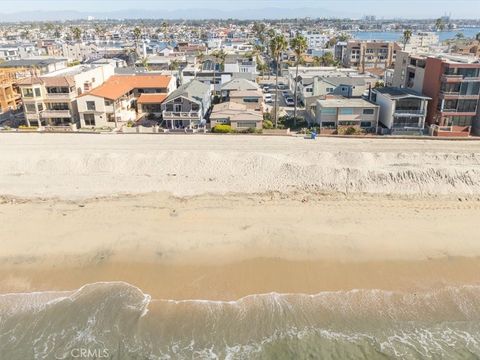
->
[37,103,43,112]
[321,108,337,115]
[34,88,41,97]
[339,108,354,115]
[22,88,34,98]
[360,121,372,128]
[25,103,36,112]
[84,114,95,126]
[363,108,375,115]
[321,122,336,128]
[86,101,96,111]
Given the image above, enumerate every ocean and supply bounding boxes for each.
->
[2,282,480,359]
[352,28,480,42]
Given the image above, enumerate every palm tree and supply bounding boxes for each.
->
[269,34,288,128]
[402,29,412,50]
[70,27,82,42]
[169,60,180,71]
[435,18,445,32]
[211,49,226,97]
[54,26,62,40]
[162,22,168,40]
[95,25,107,57]
[290,34,308,124]
[455,32,465,40]
[140,56,149,71]
[133,27,142,55]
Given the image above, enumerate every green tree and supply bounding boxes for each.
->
[133,27,142,55]
[402,29,412,50]
[211,49,226,97]
[70,27,82,42]
[269,34,288,128]
[435,18,445,31]
[290,34,308,124]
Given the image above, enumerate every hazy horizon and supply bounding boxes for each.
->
[0,0,479,20]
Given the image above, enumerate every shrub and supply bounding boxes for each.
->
[212,124,232,133]
[126,120,135,128]
[263,120,273,129]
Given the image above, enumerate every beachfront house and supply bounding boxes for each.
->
[77,74,176,128]
[373,87,431,135]
[210,101,263,130]
[315,96,379,134]
[161,79,211,129]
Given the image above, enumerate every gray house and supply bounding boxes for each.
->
[161,80,211,129]
[373,87,431,135]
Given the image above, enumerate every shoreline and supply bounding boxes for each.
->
[2,191,480,300]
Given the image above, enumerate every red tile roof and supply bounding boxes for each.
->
[137,93,167,104]
[85,75,172,101]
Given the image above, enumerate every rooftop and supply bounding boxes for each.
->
[0,58,67,68]
[318,97,378,108]
[85,74,172,100]
[374,87,431,100]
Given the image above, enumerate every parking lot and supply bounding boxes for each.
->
[260,81,305,117]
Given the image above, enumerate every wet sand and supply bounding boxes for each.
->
[1,192,480,300]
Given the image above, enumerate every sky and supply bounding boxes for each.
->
[0,0,479,19]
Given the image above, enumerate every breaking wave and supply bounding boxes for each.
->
[2,282,480,359]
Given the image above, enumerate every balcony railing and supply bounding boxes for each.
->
[162,110,201,119]
[44,92,73,99]
[40,109,71,118]
[394,109,425,116]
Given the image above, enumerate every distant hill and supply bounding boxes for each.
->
[0,7,356,22]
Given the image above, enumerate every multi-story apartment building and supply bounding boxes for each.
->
[77,74,176,128]
[315,97,379,134]
[404,33,439,53]
[393,52,480,136]
[343,41,401,73]
[373,87,431,135]
[0,68,23,114]
[17,64,115,127]
[0,58,68,76]
[299,31,329,50]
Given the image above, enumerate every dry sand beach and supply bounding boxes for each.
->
[1,133,480,359]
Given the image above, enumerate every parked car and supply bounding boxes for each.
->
[282,90,289,97]
[285,97,295,106]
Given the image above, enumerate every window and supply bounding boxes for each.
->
[191,104,199,111]
[457,100,477,113]
[360,121,372,128]
[321,108,337,115]
[84,114,95,126]
[338,121,358,126]
[363,108,375,115]
[321,122,336,128]
[25,103,36,113]
[326,88,334,93]
[339,108,354,115]
[107,113,115,122]
[47,102,69,110]
[449,116,473,127]
[174,98,182,103]
[34,88,41,97]
[105,100,113,106]
[86,101,96,111]
[243,98,259,103]
[37,103,43,112]
[22,88,34,98]
[237,121,258,128]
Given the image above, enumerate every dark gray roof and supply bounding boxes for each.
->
[374,87,432,100]
[164,79,210,103]
[323,77,367,87]
[0,58,66,68]
[221,78,259,91]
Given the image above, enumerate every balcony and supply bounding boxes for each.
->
[441,74,480,83]
[44,92,74,100]
[162,110,201,120]
[440,91,480,100]
[40,109,71,118]
[394,109,425,116]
